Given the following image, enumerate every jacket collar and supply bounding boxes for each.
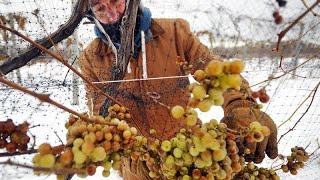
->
[100,19,165,56]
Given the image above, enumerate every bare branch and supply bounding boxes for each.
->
[0,149,37,157]
[0,0,89,75]
[278,81,320,143]
[275,0,320,52]
[0,159,85,175]
[0,76,112,125]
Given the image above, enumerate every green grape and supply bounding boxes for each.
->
[208,88,223,100]
[173,147,183,158]
[91,147,106,162]
[194,69,206,81]
[102,170,110,177]
[182,153,193,166]
[84,132,96,143]
[81,141,94,155]
[161,140,172,152]
[192,85,207,100]
[200,133,214,148]
[186,114,197,126]
[176,139,187,150]
[216,169,227,179]
[195,141,206,153]
[74,151,87,164]
[194,158,206,168]
[73,138,84,148]
[214,95,224,106]
[218,75,230,90]
[182,175,191,180]
[227,74,241,90]
[38,154,55,168]
[208,130,218,138]
[149,171,158,178]
[213,149,227,161]
[189,146,200,157]
[261,126,270,136]
[103,161,112,171]
[171,105,185,119]
[250,121,262,132]
[123,130,132,140]
[165,155,175,165]
[197,99,213,112]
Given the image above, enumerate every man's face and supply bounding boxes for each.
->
[90,0,126,24]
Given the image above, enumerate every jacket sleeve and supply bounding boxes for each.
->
[78,48,107,116]
[174,18,255,108]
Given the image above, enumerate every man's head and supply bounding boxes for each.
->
[90,0,126,24]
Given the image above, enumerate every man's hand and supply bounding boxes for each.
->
[221,100,278,163]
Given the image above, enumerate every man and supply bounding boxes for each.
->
[79,0,278,179]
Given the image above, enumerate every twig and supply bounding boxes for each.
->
[0,149,37,157]
[278,81,320,143]
[0,24,122,106]
[29,124,41,129]
[54,131,64,145]
[62,56,78,86]
[310,138,320,156]
[0,159,85,175]
[251,56,315,87]
[275,0,320,51]
[0,76,112,125]
[301,0,320,16]
[277,87,312,128]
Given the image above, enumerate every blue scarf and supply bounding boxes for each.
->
[94,7,152,59]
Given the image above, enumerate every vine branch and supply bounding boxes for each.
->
[275,0,320,51]
[278,81,320,143]
[0,76,112,125]
[0,159,85,175]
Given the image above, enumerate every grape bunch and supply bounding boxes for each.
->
[107,104,132,121]
[189,59,245,112]
[137,119,245,180]
[0,119,30,153]
[280,146,309,175]
[171,59,245,127]
[32,114,142,179]
[234,162,280,180]
[245,121,271,144]
[252,88,270,103]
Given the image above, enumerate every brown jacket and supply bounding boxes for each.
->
[79,18,217,140]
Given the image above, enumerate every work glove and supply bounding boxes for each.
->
[221,99,278,163]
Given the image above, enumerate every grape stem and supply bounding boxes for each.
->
[0,159,86,174]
